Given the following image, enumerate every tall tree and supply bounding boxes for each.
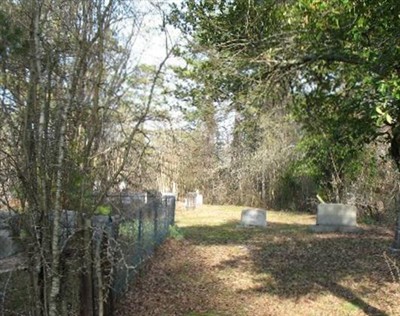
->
[0,0,173,314]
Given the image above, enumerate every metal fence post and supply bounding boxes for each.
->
[138,207,143,258]
[154,199,158,245]
[171,196,176,226]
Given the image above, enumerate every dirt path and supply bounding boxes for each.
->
[116,205,400,316]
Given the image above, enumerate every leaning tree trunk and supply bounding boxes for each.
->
[389,125,400,250]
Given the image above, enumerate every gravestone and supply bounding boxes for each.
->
[390,213,400,251]
[185,192,197,209]
[0,210,22,259]
[185,191,204,209]
[311,203,360,233]
[240,208,267,227]
[195,193,203,207]
[162,193,177,208]
[0,229,20,259]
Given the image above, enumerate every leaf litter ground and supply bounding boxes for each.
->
[116,205,400,316]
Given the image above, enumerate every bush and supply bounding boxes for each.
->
[168,225,184,240]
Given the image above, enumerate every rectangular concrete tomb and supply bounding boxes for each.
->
[317,203,357,226]
[241,208,267,227]
[185,191,203,209]
[196,194,203,207]
[185,192,197,209]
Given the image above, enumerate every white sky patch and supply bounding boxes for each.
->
[124,1,234,143]
[129,0,184,67]
[121,1,187,131]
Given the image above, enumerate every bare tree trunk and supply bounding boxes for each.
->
[79,218,94,316]
[26,1,52,315]
[390,127,400,250]
[95,234,104,316]
[48,105,67,316]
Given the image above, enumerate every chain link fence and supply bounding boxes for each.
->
[0,192,176,315]
[107,192,176,299]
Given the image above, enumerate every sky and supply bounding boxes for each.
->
[129,1,236,140]
[126,1,235,141]
[118,1,187,131]
[130,0,183,67]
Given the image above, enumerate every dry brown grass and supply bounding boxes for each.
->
[117,204,400,316]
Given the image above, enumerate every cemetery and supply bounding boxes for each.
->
[3,193,399,316]
[1,0,400,315]
[116,204,400,316]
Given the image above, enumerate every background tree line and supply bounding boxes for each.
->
[157,0,400,224]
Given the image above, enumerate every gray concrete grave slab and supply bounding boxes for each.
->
[0,210,22,259]
[240,208,267,227]
[310,203,361,233]
[185,192,203,209]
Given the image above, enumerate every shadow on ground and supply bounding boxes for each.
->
[117,213,398,316]
[182,219,396,316]
[116,239,238,316]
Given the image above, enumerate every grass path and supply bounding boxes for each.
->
[117,205,400,316]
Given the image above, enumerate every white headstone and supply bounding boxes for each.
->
[118,181,127,191]
[241,208,267,227]
[311,203,360,233]
[317,203,357,226]
[185,193,196,209]
[196,194,203,207]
